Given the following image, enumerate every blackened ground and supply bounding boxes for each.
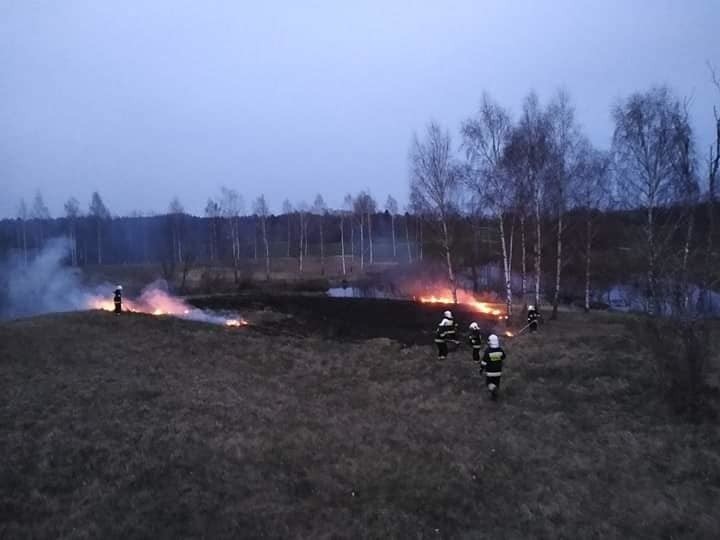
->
[189,293,504,345]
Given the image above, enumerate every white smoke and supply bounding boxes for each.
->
[0,237,94,320]
[0,238,245,326]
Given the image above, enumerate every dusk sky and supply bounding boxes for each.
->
[2,0,719,218]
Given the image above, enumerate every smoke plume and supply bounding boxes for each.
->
[0,238,245,326]
[0,237,92,320]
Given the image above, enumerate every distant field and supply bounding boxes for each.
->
[1,308,719,538]
[80,257,399,295]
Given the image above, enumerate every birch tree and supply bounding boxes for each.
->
[64,197,80,266]
[385,195,399,258]
[573,147,612,312]
[17,199,28,266]
[462,92,514,316]
[404,210,413,263]
[504,93,553,308]
[220,187,244,283]
[546,90,585,319]
[205,198,221,262]
[282,199,293,257]
[612,87,687,314]
[253,194,271,280]
[353,195,366,270]
[89,191,110,265]
[343,194,354,264]
[31,191,50,247]
[313,194,327,275]
[703,64,720,311]
[297,201,309,273]
[410,122,461,303]
[168,197,184,264]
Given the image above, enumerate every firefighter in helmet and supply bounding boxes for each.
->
[468,322,484,363]
[527,304,540,332]
[113,285,123,313]
[434,310,457,359]
[481,334,506,400]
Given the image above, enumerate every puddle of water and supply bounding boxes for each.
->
[327,287,393,299]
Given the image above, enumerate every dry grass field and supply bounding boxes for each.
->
[1,306,719,538]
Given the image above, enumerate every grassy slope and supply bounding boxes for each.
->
[1,311,719,539]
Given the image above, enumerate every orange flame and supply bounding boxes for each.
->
[88,289,245,327]
[505,331,514,337]
[417,289,503,317]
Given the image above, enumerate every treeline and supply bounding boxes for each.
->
[0,190,427,275]
[410,84,719,320]
[2,79,719,323]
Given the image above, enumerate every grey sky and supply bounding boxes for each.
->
[1,0,718,218]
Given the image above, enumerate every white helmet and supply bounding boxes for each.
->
[443,310,453,319]
[116,285,123,291]
[488,334,499,348]
[528,305,534,311]
[469,322,479,330]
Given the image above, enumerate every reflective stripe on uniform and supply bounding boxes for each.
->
[485,371,502,377]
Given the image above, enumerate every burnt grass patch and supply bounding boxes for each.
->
[189,293,504,345]
[1,309,719,538]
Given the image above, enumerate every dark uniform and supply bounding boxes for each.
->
[468,328,484,362]
[527,307,540,332]
[445,320,459,351]
[434,316,456,359]
[113,288,122,313]
[481,341,506,400]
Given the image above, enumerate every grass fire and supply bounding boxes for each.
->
[416,288,505,317]
[3,3,720,536]
[88,287,247,327]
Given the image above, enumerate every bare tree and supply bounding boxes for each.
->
[220,187,244,284]
[353,195,366,270]
[282,199,293,257]
[168,197,184,264]
[353,191,376,267]
[573,147,612,312]
[410,122,461,303]
[403,210,413,263]
[89,191,110,265]
[341,194,354,272]
[505,92,553,308]
[297,201,309,273]
[313,194,327,275]
[337,199,348,276]
[365,192,377,264]
[669,100,701,312]
[254,194,271,280]
[64,197,80,266]
[546,90,585,319]
[612,87,689,314]
[385,195,399,258]
[16,199,28,266]
[462,92,514,316]
[205,198,221,262]
[703,63,720,311]
[31,191,50,247]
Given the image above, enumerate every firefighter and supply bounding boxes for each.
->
[434,310,456,359]
[113,285,123,313]
[481,334,506,400]
[527,304,540,332]
[468,322,484,362]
